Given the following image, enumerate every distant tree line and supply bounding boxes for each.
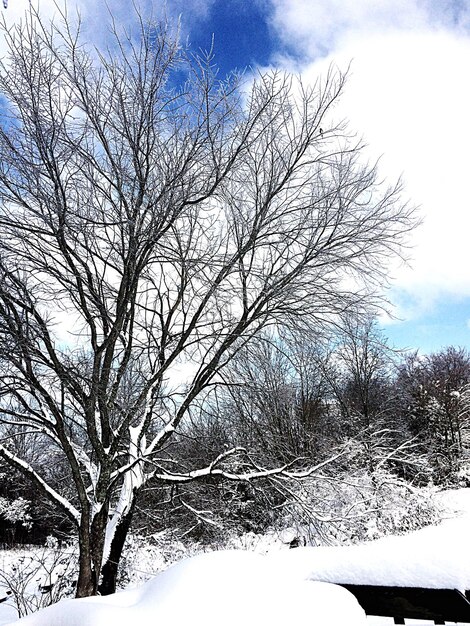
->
[177,318,470,482]
[132,322,470,542]
[3,317,469,547]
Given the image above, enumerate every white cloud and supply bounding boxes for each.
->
[270,0,470,60]
[270,0,432,59]
[269,0,470,320]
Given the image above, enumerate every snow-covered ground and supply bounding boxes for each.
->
[1,550,367,626]
[271,488,470,591]
[1,489,470,625]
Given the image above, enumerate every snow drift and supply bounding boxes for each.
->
[273,489,470,591]
[5,550,366,626]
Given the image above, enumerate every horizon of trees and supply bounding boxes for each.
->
[3,332,469,543]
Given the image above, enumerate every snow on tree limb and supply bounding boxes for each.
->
[0,444,80,523]
[148,447,346,483]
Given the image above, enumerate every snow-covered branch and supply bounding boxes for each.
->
[148,447,346,483]
[0,444,80,523]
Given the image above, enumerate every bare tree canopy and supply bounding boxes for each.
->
[0,4,416,596]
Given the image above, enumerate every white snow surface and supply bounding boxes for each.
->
[3,488,470,626]
[272,489,470,590]
[3,550,366,626]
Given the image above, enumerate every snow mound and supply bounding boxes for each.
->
[272,490,470,591]
[6,550,366,626]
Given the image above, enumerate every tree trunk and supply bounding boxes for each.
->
[75,523,95,598]
[90,503,110,591]
[75,503,110,597]
[98,496,137,596]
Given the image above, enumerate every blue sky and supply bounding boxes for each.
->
[185,1,277,77]
[2,0,470,355]
[383,297,470,353]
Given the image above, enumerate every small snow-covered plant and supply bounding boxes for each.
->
[357,470,442,538]
[0,541,78,617]
[117,531,208,589]
[0,496,32,528]
[116,534,167,589]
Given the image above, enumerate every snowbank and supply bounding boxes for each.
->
[5,550,366,626]
[5,489,470,625]
[272,489,470,591]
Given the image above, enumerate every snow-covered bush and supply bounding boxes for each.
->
[0,496,33,546]
[278,469,442,546]
[0,497,31,528]
[116,532,188,589]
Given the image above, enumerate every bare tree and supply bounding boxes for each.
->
[331,315,396,428]
[207,332,335,465]
[0,4,416,596]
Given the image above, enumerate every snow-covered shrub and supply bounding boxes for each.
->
[278,469,442,546]
[116,530,208,589]
[0,462,74,546]
[0,496,33,546]
[0,496,32,528]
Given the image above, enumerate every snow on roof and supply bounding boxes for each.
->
[272,488,470,591]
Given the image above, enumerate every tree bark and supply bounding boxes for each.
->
[98,496,137,596]
[76,523,95,598]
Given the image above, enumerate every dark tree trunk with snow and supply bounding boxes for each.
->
[99,497,137,596]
